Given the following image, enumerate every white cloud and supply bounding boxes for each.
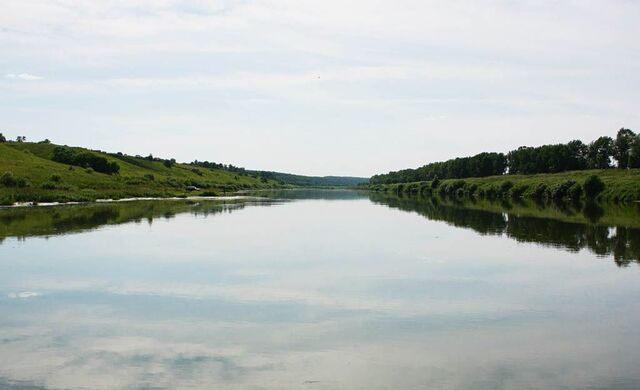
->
[0,0,638,175]
[6,73,43,80]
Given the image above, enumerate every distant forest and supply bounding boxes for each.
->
[370,128,639,184]
[189,161,369,186]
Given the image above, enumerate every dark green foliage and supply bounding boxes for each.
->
[16,136,26,142]
[584,175,605,199]
[191,168,203,176]
[500,181,514,194]
[628,134,640,169]
[143,173,155,181]
[163,159,176,168]
[511,185,529,198]
[371,130,635,185]
[532,183,549,200]
[587,136,614,169]
[50,174,62,182]
[0,171,28,188]
[568,183,583,200]
[549,180,577,200]
[39,139,51,144]
[467,183,478,196]
[371,152,506,184]
[52,146,120,174]
[439,180,466,197]
[431,177,440,188]
[507,140,587,174]
[0,133,6,142]
[614,128,635,168]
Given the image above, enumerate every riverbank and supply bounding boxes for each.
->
[368,169,640,203]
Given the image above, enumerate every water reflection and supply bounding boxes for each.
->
[369,193,640,267]
[0,198,278,242]
[1,191,640,389]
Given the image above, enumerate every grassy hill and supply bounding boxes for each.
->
[0,141,282,204]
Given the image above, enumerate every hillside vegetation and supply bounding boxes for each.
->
[0,141,282,204]
[370,169,640,202]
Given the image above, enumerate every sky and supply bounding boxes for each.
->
[1,0,639,177]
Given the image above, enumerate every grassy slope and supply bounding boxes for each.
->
[0,142,281,203]
[369,169,640,202]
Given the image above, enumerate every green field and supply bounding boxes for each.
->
[369,169,640,203]
[0,141,283,204]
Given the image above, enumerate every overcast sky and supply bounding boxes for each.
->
[1,0,639,177]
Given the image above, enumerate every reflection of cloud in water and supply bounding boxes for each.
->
[8,292,41,299]
[2,193,640,388]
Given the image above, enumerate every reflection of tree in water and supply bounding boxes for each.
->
[370,193,640,267]
[0,200,266,242]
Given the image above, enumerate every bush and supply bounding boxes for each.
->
[584,175,605,199]
[511,184,529,199]
[0,171,28,188]
[50,174,62,182]
[41,182,58,190]
[500,181,514,195]
[549,180,577,200]
[431,177,441,189]
[568,183,583,200]
[532,183,549,199]
[0,171,18,187]
[52,146,120,174]
[143,173,155,181]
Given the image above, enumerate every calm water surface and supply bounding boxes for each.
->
[1,191,639,389]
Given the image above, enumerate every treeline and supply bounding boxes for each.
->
[191,160,247,174]
[371,128,639,184]
[250,171,369,187]
[53,146,120,174]
[191,161,368,187]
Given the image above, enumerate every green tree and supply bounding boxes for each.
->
[587,136,614,169]
[15,135,26,142]
[583,175,605,199]
[629,134,640,169]
[614,128,636,168]
[0,133,6,142]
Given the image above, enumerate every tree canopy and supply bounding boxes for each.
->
[371,129,638,184]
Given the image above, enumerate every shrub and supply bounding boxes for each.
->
[584,175,605,199]
[85,168,94,174]
[0,171,18,187]
[431,177,441,189]
[500,181,514,195]
[549,180,577,200]
[0,171,27,187]
[41,182,58,190]
[532,183,548,199]
[52,146,120,174]
[143,173,155,181]
[568,183,583,200]
[0,133,6,142]
[511,184,529,199]
[50,174,62,182]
